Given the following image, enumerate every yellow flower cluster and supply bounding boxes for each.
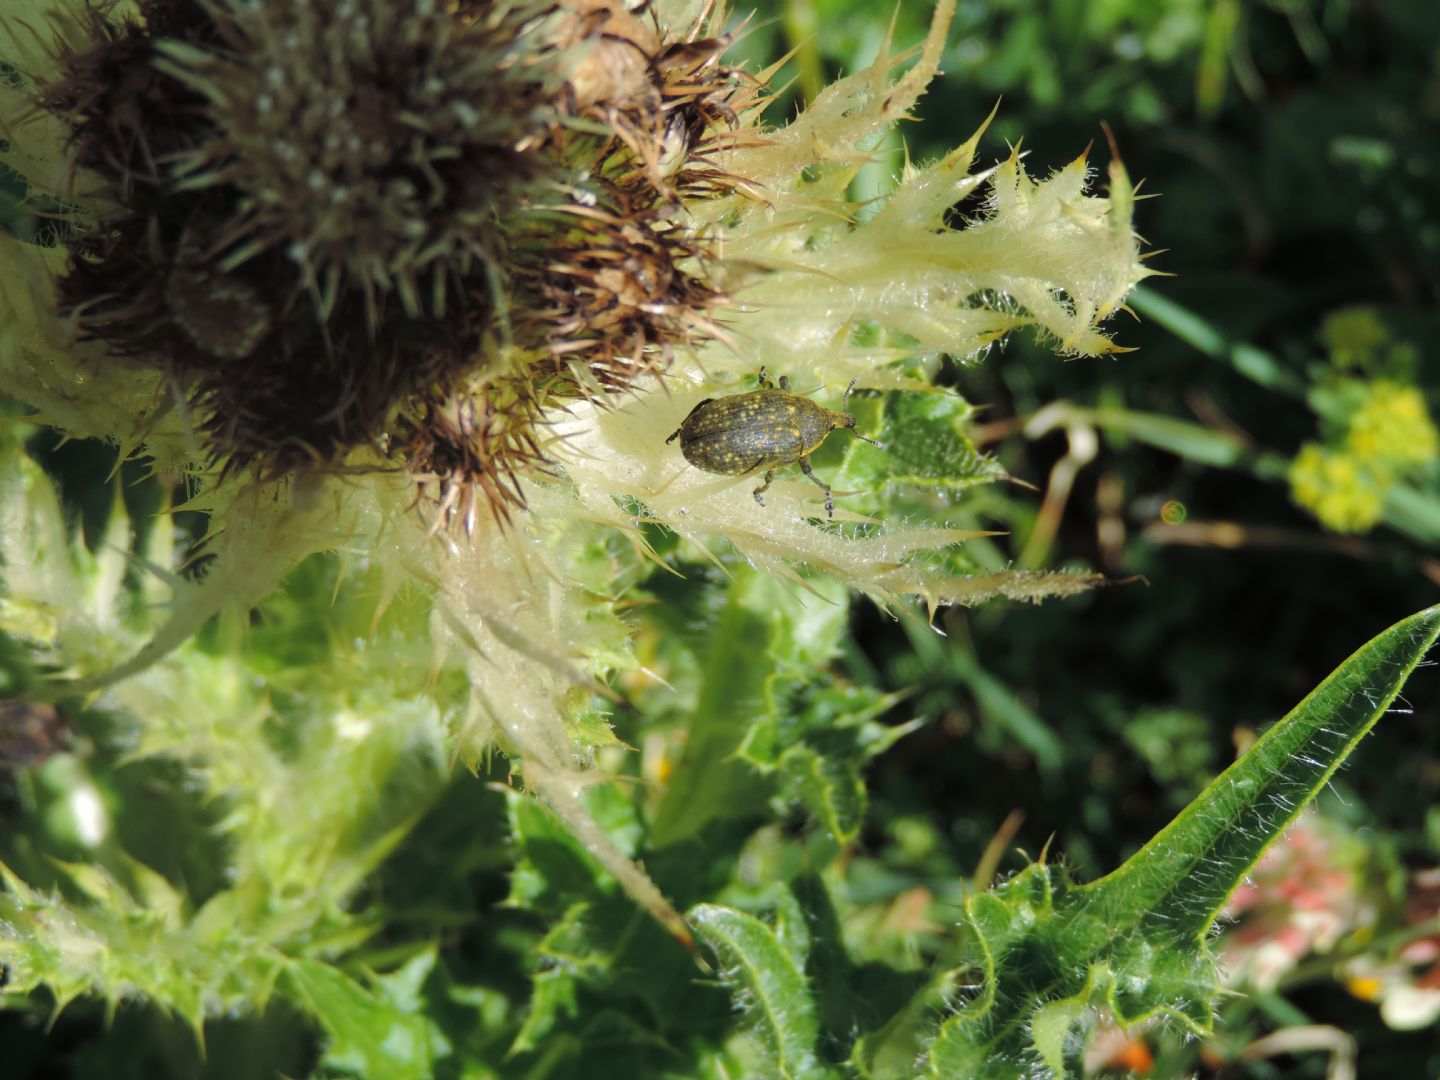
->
[1347,382,1439,465]
[1289,444,1388,533]
[1290,380,1438,533]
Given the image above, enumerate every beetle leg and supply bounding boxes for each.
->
[666,398,714,443]
[778,374,791,390]
[799,456,834,518]
[753,469,776,507]
[757,367,771,389]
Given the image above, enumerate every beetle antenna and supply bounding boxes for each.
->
[841,378,857,410]
[856,433,885,448]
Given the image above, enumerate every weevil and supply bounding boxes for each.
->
[665,368,883,518]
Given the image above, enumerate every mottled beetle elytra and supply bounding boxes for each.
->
[665,368,883,518]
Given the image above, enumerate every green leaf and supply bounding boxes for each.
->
[284,960,438,1080]
[509,903,595,1057]
[1383,481,1440,544]
[846,390,1005,494]
[1081,602,1440,939]
[849,968,960,1079]
[647,574,775,848]
[777,744,866,845]
[781,872,934,1076]
[505,789,613,914]
[919,604,1440,1077]
[689,903,825,1080]
[740,677,906,845]
[650,570,855,848]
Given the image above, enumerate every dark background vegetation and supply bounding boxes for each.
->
[762,0,1440,1073]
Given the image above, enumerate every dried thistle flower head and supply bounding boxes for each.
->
[19,0,739,505]
[154,0,561,327]
[33,0,543,475]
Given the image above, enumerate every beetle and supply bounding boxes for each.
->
[665,368,883,518]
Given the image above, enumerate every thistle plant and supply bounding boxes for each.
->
[2,0,1145,925]
[7,2,1432,1077]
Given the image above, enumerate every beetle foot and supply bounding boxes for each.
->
[753,468,776,507]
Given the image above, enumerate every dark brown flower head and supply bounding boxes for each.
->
[39,0,561,474]
[35,0,748,521]
[38,0,218,194]
[157,0,561,325]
